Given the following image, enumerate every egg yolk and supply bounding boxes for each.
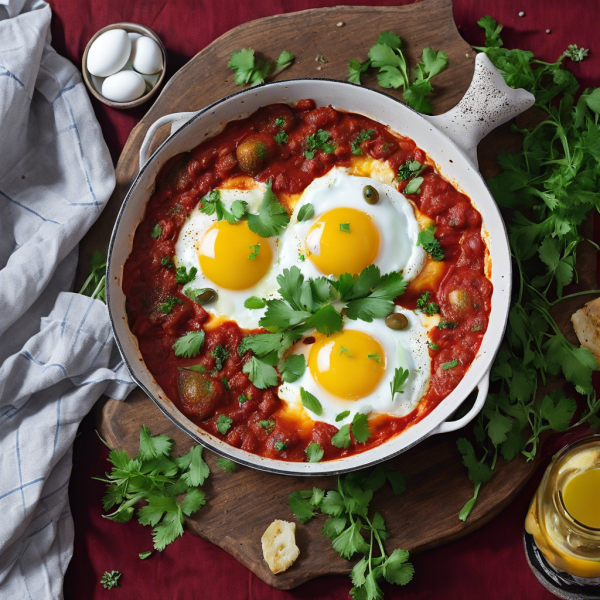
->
[562,468,600,529]
[308,330,386,400]
[197,220,272,290]
[305,207,380,277]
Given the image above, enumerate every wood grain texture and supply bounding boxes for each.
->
[85,0,597,591]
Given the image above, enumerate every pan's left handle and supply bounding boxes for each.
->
[139,111,197,170]
[430,370,490,436]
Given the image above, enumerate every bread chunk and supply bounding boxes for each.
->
[261,519,300,574]
[572,298,600,365]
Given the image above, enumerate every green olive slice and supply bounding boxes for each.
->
[385,312,409,330]
[363,185,380,205]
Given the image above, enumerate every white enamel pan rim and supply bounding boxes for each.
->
[107,70,525,476]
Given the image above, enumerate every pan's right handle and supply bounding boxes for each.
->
[139,111,197,170]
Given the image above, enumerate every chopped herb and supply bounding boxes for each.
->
[274,130,288,144]
[150,223,162,239]
[438,321,458,330]
[101,571,121,589]
[340,346,354,357]
[221,377,230,391]
[471,323,482,332]
[216,414,233,435]
[248,243,260,260]
[200,189,247,224]
[351,129,375,155]
[159,297,182,314]
[428,341,439,351]
[416,291,439,315]
[161,256,174,269]
[238,394,249,404]
[181,364,206,372]
[176,266,197,285]
[139,552,152,560]
[442,359,458,370]
[298,253,306,262]
[173,331,205,358]
[396,160,423,181]
[563,44,589,62]
[403,176,424,195]
[417,225,444,261]
[275,117,285,127]
[274,440,288,451]
[259,419,276,434]
[339,222,351,233]
[304,129,335,159]
[316,54,328,63]
[368,353,381,364]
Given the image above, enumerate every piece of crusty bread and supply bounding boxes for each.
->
[572,298,600,365]
[261,519,300,574]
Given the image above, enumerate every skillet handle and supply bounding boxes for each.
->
[431,370,490,435]
[139,111,197,170]
[422,53,535,168]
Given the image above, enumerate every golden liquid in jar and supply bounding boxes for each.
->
[563,468,600,530]
[525,437,600,580]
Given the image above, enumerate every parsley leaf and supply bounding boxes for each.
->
[390,367,409,399]
[216,457,236,472]
[441,358,458,370]
[297,203,314,222]
[331,424,351,448]
[348,59,371,85]
[242,356,278,389]
[288,490,316,523]
[280,354,306,383]
[277,50,295,68]
[139,551,152,560]
[416,291,439,315]
[212,345,229,371]
[216,414,233,435]
[150,223,162,239]
[172,331,205,358]
[259,419,275,433]
[200,189,248,224]
[246,180,290,237]
[228,48,293,87]
[274,130,288,144]
[351,413,370,443]
[161,256,174,269]
[563,44,589,62]
[244,296,266,309]
[274,440,287,451]
[306,442,324,463]
[416,225,444,261]
[300,387,323,415]
[396,160,423,181]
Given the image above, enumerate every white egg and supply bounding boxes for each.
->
[175,183,283,329]
[101,70,146,102]
[127,31,142,44]
[278,167,427,282]
[278,311,431,427]
[131,36,163,75]
[87,29,131,77]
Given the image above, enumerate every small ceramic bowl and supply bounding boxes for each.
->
[82,22,167,109]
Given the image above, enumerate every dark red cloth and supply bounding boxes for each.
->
[48,1,600,598]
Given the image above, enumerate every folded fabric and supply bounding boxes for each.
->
[0,0,135,597]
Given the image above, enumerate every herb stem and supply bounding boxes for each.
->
[549,289,600,307]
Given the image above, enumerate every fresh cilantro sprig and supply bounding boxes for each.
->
[79,251,107,303]
[173,331,205,358]
[228,48,295,86]
[200,189,247,224]
[176,266,197,285]
[95,426,209,552]
[347,31,448,114]
[455,16,600,521]
[563,44,589,62]
[288,466,414,599]
[246,180,290,238]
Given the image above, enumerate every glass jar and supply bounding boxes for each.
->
[525,435,600,584]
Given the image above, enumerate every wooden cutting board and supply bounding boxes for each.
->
[80,0,598,590]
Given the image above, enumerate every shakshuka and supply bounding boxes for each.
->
[122,100,491,462]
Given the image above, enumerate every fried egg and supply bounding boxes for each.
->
[278,309,432,427]
[174,182,281,329]
[278,167,427,281]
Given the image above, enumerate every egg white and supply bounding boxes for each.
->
[278,308,432,428]
[174,183,281,330]
[278,167,427,283]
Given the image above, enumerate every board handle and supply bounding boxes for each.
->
[139,111,197,169]
[431,370,490,435]
[423,53,535,167]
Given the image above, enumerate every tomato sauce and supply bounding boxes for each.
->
[122,100,491,462]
